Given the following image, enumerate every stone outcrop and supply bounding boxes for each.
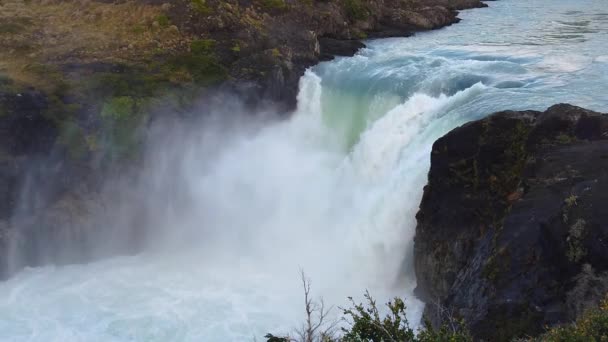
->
[167,0,489,109]
[414,104,608,341]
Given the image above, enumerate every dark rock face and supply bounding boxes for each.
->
[414,104,608,341]
[172,0,489,109]
[318,38,367,61]
[0,90,56,220]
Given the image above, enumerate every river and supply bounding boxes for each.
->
[1,0,607,340]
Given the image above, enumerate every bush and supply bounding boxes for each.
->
[266,273,471,342]
[534,296,608,341]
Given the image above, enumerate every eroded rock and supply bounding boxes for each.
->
[414,104,608,341]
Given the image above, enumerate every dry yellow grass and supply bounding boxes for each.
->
[0,0,191,88]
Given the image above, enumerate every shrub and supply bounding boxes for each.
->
[342,292,417,341]
[266,274,472,341]
[533,295,608,341]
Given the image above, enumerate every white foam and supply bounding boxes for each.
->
[538,54,593,72]
[595,55,608,63]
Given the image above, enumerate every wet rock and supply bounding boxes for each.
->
[318,37,366,61]
[414,104,608,341]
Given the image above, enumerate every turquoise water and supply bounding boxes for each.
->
[1,1,607,341]
[317,0,608,149]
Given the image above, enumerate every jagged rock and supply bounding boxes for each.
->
[414,104,608,341]
[172,0,489,108]
[318,38,366,60]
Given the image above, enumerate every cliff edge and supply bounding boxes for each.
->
[415,104,608,341]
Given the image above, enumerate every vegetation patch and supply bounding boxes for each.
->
[259,0,287,11]
[161,39,227,86]
[343,0,369,21]
[266,274,472,341]
[0,17,32,34]
[533,295,608,341]
[155,14,171,28]
[566,219,587,263]
[57,120,88,159]
[482,247,510,283]
[191,0,212,15]
[100,96,148,160]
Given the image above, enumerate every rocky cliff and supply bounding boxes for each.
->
[414,104,608,341]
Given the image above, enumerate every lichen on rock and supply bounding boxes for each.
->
[414,104,608,341]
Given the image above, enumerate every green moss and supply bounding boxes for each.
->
[155,14,171,28]
[101,96,141,122]
[482,247,510,284]
[132,24,146,34]
[343,0,369,21]
[190,39,216,55]
[87,69,169,98]
[168,52,227,86]
[259,0,287,10]
[179,39,227,85]
[191,0,212,15]
[356,31,368,39]
[100,96,148,159]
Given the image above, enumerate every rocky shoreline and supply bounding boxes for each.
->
[414,104,608,341]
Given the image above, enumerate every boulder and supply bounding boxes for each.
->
[414,104,608,341]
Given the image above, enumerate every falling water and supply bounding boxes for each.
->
[1,0,608,340]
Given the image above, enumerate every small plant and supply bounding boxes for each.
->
[267,274,472,341]
[191,0,212,15]
[533,295,608,341]
[565,194,578,207]
[342,291,416,341]
[190,39,216,55]
[566,219,587,263]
